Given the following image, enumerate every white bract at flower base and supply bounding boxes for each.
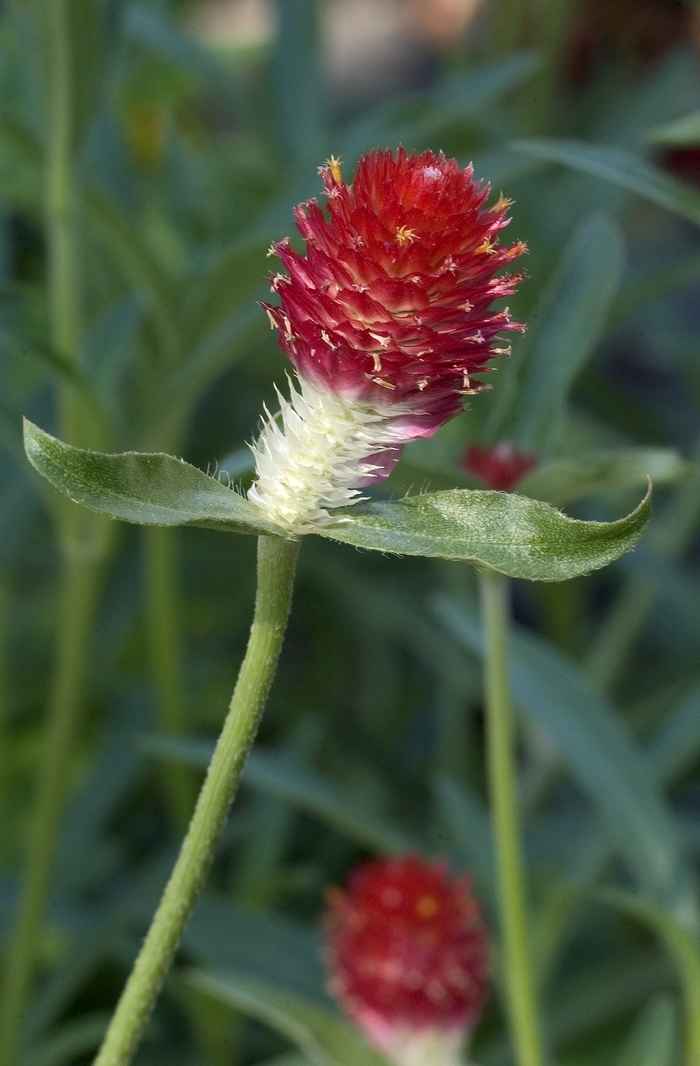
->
[248,375,409,533]
[376,1025,471,1066]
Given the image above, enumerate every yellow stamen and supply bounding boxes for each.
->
[493,194,513,212]
[396,226,418,246]
[475,238,495,255]
[416,896,439,918]
[326,155,343,183]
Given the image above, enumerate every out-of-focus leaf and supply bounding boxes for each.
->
[186,970,391,1066]
[598,890,700,1066]
[22,421,284,535]
[646,683,700,785]
[184,235,273,350]
[161,302,266,413]
[272,0,323,170]
[615,995,677,1066]
[0,461,38,569]
[480,948,674,1065]
[435,598,699,933]
[182,898,328,1004]
[432,775,495,913]
[511,139,700,226]
[510,214,624,451]
[647,110,700,145]
[518,448,689,506]
[142,735,418,855]
[611,251,700,325]
[124,4,222,82]
[319,487,651,580]
[23,1012,110,1066]
[341,52,540,161]
[85,188,179,360]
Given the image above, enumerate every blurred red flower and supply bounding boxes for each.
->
[324,855,489,1065]
[464,442,538,492]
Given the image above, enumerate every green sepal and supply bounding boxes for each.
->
[319,486,651,581]
[23,419,285,537]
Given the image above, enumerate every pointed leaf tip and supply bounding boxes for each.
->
[22,419,285,536]
[319,485,651,580]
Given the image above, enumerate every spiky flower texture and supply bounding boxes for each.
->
[249,149,525,531]
[324,856,489,1066]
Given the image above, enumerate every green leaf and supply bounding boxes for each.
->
[647,110,700,145]
[510,214,625,451]
[22,420,284,536]
[598,890,700,1066]
[319,486,651,581]
[85,187,180,362]
[646,682,700,785]
[23,1012,110,1066]
[184,235,273,351]
[186,970,391,1066]
[432,775,495,913]
[511,138,700,226]
[435,599,699,931]
[615,995,677,1066]
[518,448,689,506]
[272,0,323,170]
[179,897,327,1005]
[142,735,418,855]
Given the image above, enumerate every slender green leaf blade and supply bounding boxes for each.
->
[319,487,651,580]
[23,420,283,536]
[142,735,417,855]
[518,448,688,506]
[615,995,677,1066]
[647,110,700,145]
[646,683,700,785]
[599,891,700,1066]
[513,213,624,451]
[186,970,391,1066]
[511,138,700,226]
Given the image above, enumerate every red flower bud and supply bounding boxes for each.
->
[324,856,489,1065]
[464,442,538,492]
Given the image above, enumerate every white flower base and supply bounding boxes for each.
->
[248,375,406,533]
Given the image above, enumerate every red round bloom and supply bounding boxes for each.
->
[264,148,526,440]
[464,442,538,492]
[324,856,489,1060]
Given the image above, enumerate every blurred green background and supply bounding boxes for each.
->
[3,0,700,1063]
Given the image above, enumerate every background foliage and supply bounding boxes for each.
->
[2,0,700,1063]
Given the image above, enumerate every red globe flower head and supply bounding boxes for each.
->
[324,855,489,1066]
[264,148,525,442]
[464,442,538,492]
[248,149,526,532]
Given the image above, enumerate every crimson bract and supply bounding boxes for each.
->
[248,149,525,532]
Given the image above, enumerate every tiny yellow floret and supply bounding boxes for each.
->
[416,896,439,919]
[396,226,418,246]
[326,155,343,183]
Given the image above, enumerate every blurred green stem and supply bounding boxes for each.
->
[0,1,110,1061]
[0,557,103,1066]
[93,534,300,1066]
[479,569,546,1066]
[144,525,197,831]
